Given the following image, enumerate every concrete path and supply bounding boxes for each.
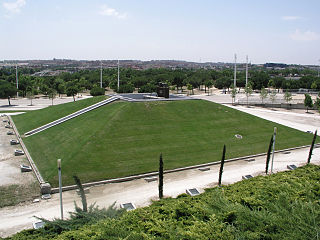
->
[0,96,92,111]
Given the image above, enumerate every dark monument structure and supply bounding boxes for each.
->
[157,82,169,98]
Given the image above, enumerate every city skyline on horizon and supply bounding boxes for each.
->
[1,0,320,65]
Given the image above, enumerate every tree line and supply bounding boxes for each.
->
[1,66,320,105]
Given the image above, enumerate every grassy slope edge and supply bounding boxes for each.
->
[8,164,320,240]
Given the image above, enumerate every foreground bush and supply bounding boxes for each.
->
[7,164,320,240]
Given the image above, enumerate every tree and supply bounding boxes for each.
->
[73,176,88,212]
[283,90,292,109]
[304,94,313,113]
[260,87,268,105]
[159,153,163,199]
[218,145,226,187]
[48,88,57,106]
[204,79,214,95]
[186,83,193,95]
[265,136,274,174]
[0,80,17,105]
[269,90,277,108]
[307,130,317,164]
[315,92,320,113]
[57,82,66,97]
[231,84,237,105]
[66,85,79,102]
[26,87,35,106]
[244,83,253,107]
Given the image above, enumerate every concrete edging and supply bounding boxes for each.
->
[8,116,49,193]
[50,143,319,194]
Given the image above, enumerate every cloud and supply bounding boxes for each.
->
[290,29,320,41]
[281,16,301,21]
[99,4,127,19]
[3,0,26,14]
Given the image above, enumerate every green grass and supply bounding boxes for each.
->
[12,96,107,134]
[16,100,315,187]
[0,182,39,208]
[8,165,320,239]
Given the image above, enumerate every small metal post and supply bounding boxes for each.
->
[58,159,63,219]
[271,127,277,173]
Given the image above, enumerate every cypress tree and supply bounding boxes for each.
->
[159,153,163,199]
[73,175,87,212]
[265,135,274,174]
[218,145,226,187]
[307,130,317,164]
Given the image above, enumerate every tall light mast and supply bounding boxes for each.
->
[245,55,248,87]
[117,60,120,91]
[318,59,320,77]
[16,64,19,98]
[234,54,237,87]
[100,61,103,88]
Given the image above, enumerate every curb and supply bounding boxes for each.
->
[8,115,46,186]
[50,143,319,193]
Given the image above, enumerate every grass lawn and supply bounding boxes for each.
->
[17,100,315,187]
[12,96,106,134]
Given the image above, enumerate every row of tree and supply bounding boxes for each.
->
[1,67,320,105]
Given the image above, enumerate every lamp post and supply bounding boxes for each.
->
[57,159,63,219]
[16,64,19,98]
[117,60,120,91]
[271,127,277,173]
[234,54,237,88]
[100,61,103,89]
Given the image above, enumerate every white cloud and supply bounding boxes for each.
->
[99,4,127,19]
[290,29,320,41]
[281,16,301,21]
[3,0,26,14]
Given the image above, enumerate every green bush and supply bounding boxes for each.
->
[89,87,105,96]
[116,84,135,93]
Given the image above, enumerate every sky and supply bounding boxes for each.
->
[1,0,320,65]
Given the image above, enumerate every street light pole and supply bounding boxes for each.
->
[16,64,19,98]
[100,61,103,89]
[234,54,237,88]
[117,60,120,91]
[245,55,248,87]
[57,159,63,219]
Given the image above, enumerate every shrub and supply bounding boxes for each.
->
[90,87,105,96]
